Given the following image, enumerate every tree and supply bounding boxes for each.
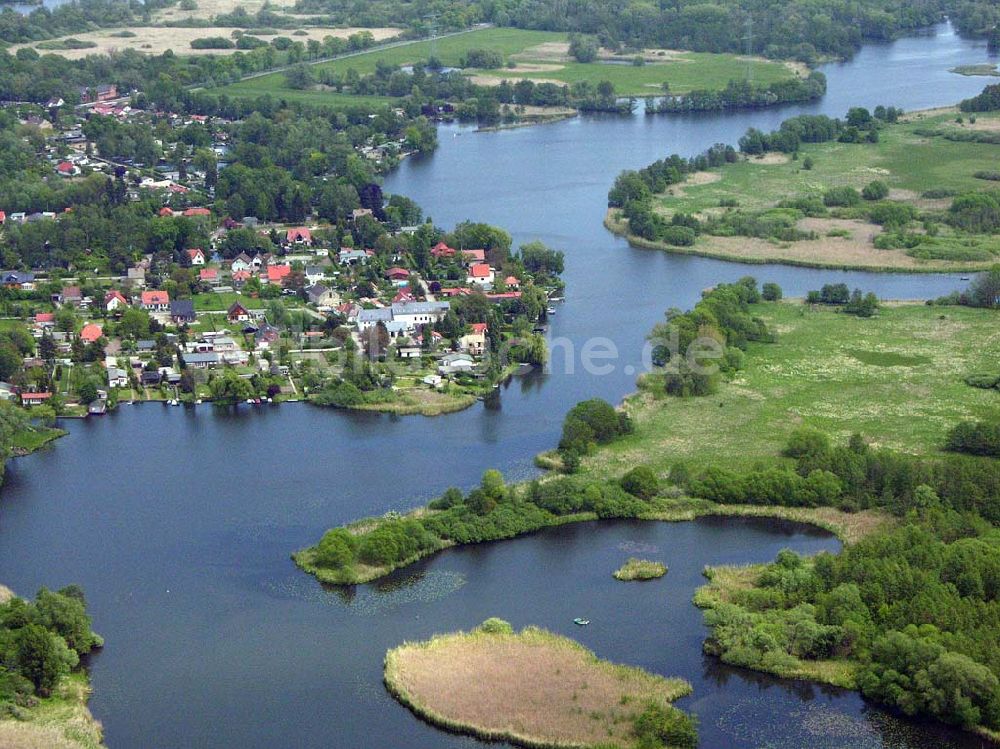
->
[969,265,1000,309]
[621,465,659,499]
[762,282,782,301]
[15,624,73,696]
[209,370,254,403]
[568,33,599,62]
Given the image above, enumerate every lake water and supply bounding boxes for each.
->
[0,22,995,749]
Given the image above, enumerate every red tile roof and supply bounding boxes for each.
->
[468,263,492,278]
[104,290,129,307]
[141,290,170,306]
[158,207,174,217]
[462,249,486,262]
[286,227,311,243]
[56,161,74,173]
[187,248,205,260]
[182,207,211,217]
[35,312,54,323]
[21,392,51,401]
[199,268,218,280]
[385,267,410,280]
[79,323,103,343]
[266,265,291,283]
[470,322,488,334]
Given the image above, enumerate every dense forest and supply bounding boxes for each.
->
[292,0,1000,62]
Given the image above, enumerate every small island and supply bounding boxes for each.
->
[614,558,668,581]
[384,618,696,749]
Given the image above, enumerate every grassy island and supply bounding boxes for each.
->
[613,559,667,581]
[607,107,1000,272]
[384,618,696,749]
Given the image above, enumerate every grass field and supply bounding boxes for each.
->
[385,619,692,749]
[0,672,105,749]
[613,558,667,581]
[611,108,1000,271]
[581,301,1000,478]
[219,26,797,105]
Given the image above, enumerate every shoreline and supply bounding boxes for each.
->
[604,210,996,274]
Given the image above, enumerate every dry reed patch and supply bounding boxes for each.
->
[469,72,564,86]
[385,624,691,748]
[513,41,571,62]
[0,584,13,604]
[750,152,790,165]
[708,506,892,544]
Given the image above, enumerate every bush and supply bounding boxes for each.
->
[476,617,513,634]
[621,465,660,499]
[190,36,235,49]
[861,180,890,200]
[659,224,697,246]
[823,186,861,207]
[762,282,782,301]
[945,420,1000,457]
[559,399,631,454]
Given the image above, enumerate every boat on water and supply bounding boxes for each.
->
[573,618,590,626]
[546,307,556,315]
[960,276,970,281]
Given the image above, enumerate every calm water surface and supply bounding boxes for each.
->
[0,23,995,749]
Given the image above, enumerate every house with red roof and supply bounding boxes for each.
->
[462,249,486,263]
[286,227,312,245]
[265,265,291,285]
[0,211,6,225]
[186,248,206,266]
[56,161,78,177]
[392,289,416,304]
[231,270,251,289]
[385,267,410,285]
[59,286,82,306]
[503,276,520,290]
[21,392,51,407]
[199,267,219,284]
[79,323,103,343]
[430,241,456,258]
[104,289,129,311]
[140,290,170,311]
[158,207,175,217]
[460,322,488,356]
[466,263,494,287]
[182,207,211,217]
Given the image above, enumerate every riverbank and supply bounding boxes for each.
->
[384,619,695,749]
[0,673,106,749]
[11,426,66,456]
[606,106,1000,272]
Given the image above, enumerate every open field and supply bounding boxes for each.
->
[582,301,1000,477]
[220,26,797,104]
[385,620,692,749]
[610,108,1000,271]
[9,26,401,59]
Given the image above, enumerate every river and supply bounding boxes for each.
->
[0,22,996,749]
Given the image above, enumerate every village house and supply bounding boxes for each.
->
[186,248,206,266]
[265,265,291,285]
[21,392,52,406]
[104,289,130,311]
[183,352,219,370]
[230,254,253,274]
[79,84,117,104]
[106,367,128,388]
[286,227,312,245]
[304,266,327,285]
[254,323,280,348]
[140,290,170,312]
[438,352,475,375]
[182,207,211,218]
[430,241,456,259]
[385,267,410,286]
[357,307,394,331]
[231,270,251,289]
[56,161,79,178]
[504,276,521,290]
[390,301,450,329]
[227,301,252,323]
[199,267,219,285]
[1,271,35,290]
[460,322,488,356]
[307,284,339,307]
[467,263,495,287]
[57,286,83,307]
[338,248,371,266]
[79,323,103,344]
[170,300,197,324]
[462,249,487,264]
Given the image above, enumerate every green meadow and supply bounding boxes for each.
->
[583,301,1000,477]
[217,26,796,105]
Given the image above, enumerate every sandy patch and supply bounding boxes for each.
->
[668,170,722,198]
[468,72,564,86]
[958,118,1000,132]
[503,104,576,117]
[152,0,322,22]
[512,41,570,62]
[15,26,401,58]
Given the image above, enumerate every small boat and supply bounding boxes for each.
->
[573,618,590,626]
[960,276,970,281]
[546,307,556,315]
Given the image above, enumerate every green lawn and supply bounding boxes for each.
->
[583,302,1000,477]
[218,26,796,103]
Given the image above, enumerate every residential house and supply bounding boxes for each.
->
[140,370,161,386]
[182,207,211,218]
[286,227,312,245]
[462,249,487,264]
[136,340,156,354]
[467,263,495,287]
[265,265,291,285]
[140,290,170,312]
[58,286,83,307]
[187,248,206,266]
[1,271,35,290]
[227,301,252,323]
[21,392,52,406]
[231,270,251,289]
[126,267,146,288]
[390,301,450,329]
[357,307,394,331]
[504,276,521,290]
[0,382,17,401]
[385,267,410,285]
[104,289,129,311]
[79,323,103,343]
[170,300,196,324]
[254,323,280,347]
[304,266,326,285]
[338,248,371,266]
[106,367,128,388]
[199,267,219,285]
[33,312,54,333]
[56,161,79,177]
[230,253,253,274]
[79,84,117,103]
[430,241,455,259]
[460,322,488,356]
[183,352,219,369]
[306,284,338,307]
[438,352,475,375]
